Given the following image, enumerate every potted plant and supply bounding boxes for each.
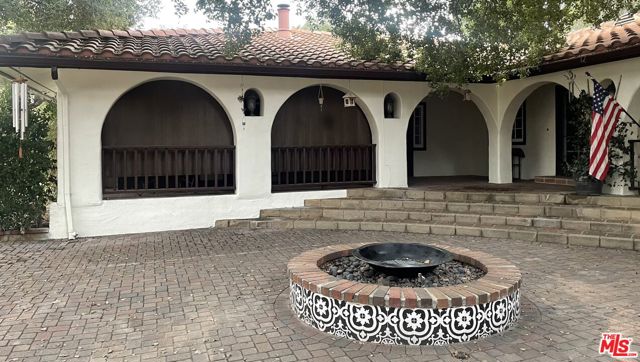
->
[564,91,602,195]
[566,153,602,195]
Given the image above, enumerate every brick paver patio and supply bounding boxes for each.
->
[0,229,638,361]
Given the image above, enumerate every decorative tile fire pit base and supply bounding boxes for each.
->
[288,243,521,345]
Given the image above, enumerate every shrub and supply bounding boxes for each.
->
[0,84,55,232]
[564,90,592,179]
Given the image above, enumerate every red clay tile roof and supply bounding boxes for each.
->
[3,17,640,79]
[0,28,415,77]
[545,14,640,62]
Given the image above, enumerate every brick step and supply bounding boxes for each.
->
[347,189,640,209]
[347,189,569,205]
[565,194,640,208]
[260,207,640,234]
[215,217,638,250]
[303,198,640,221]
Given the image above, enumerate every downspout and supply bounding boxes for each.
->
[55,79,77,239]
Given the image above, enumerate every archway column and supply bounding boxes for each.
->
[234,117,273,199]
[376,117,408,188]
[488,124,513,184]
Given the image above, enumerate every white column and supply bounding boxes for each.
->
[488,125,513,184]
[233,117,272,199]
[376,117,408,188]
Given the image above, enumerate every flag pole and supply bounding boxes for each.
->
[586,72,640,128]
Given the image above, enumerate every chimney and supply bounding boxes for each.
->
[277,3,290,37]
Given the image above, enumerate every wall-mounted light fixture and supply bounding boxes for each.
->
[343,92,357,108]
[463,89,472,101]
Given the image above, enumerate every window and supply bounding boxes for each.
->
[411,102,426,150]
[512,102,526,145]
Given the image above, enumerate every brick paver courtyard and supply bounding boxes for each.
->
[0,229,638,361]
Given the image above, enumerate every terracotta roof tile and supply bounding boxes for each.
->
[545,13,640,62]
[4,16,640,77]
[0,28,413,73]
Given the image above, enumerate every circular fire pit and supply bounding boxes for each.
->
[353,243,453,276]
[288,243,521,345]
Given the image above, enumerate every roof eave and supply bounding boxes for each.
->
[0,54,426,82]
[535,43,640,75]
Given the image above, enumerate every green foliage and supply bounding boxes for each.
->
[608,115,638,187]
[564,91,591,179]
[0,0,160,32]
[0,0,158,232]
[193,0,275,54]
[192,0,640,87]
[0,86,55,231]
[563,89,638,186]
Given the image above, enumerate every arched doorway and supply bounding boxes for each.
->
[506,83,572,181]
[406,92,489,183]
[271,85,375,191]
[101,80,235,198]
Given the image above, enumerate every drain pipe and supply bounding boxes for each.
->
[54,78,77,240]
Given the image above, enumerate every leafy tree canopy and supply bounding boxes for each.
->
[0,0,160,32]
[190,0,640,86]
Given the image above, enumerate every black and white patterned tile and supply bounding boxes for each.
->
[290,282,520,345]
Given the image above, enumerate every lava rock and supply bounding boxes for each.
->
[320,256,485,288]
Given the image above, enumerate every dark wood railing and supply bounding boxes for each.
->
[272,144,376,191]
[102,146,235,198]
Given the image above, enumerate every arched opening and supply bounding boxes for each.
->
[271,85,375,191]
[507,83,572,182]
[406,92,489,184]
[101,80,235,198]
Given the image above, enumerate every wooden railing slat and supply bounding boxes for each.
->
[101,146,235,196]
[271,145,375,189]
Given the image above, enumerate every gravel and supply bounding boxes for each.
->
[320,256,485,288]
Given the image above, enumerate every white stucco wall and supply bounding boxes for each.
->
[11,53,640,239]
[412,93,489,177]
[513,84,557,180]
[31,69,440,238]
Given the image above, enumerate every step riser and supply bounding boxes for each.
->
[216,220,638,251]
[302,200,640,222]
[345,189,640,209]
[259,208,640,234]
[346,189,569,205]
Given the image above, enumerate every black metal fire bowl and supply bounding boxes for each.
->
[352,243,454,277]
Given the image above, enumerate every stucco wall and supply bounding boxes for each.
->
[412,93,489,177]
[13,54,640,239]
[42,69,442,238]
[512,84,557,180]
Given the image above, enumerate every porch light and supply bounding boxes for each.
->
[343,92,357,108]
[12,79,28,140]
[463,90,472,101]
[384,94,396,118]
[243,89,261,116]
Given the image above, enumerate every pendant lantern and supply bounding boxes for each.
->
[12,80,28,140]
[318,85,324,111]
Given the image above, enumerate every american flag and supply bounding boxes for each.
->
[589,79,625,181]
